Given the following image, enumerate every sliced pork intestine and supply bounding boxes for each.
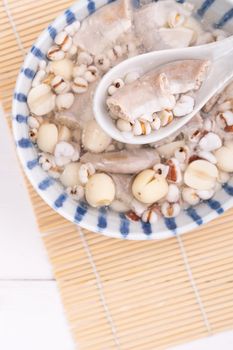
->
[107,72,175,122]
[136,27,194,52]
[56,81,98,130]
[80,148,160,174]
[107,60,209,122]
[111,174,149,215]
[157,59,210,94]
[133,1,193,51]
[73,0,133,56]
[134,1,192,30]
[156,27,194,50]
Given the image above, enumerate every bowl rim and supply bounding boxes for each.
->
[12,0,233,240]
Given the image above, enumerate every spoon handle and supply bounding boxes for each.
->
[208,35,233,60]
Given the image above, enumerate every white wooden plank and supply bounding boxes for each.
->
[0,106,53,279]
[170,331,233,350]
[0,281,233,350]
[0,281,74,350]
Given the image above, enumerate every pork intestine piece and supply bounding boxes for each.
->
[158,59,210,94]
[107,60,210,122]
[107,72,175,123]
[80,148,160,174]
[56,81,98,130]
[134,0,193,51]
[111,174,149,215]
[157,28,194,50]
[73,0,132,56]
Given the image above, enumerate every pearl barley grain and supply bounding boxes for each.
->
[161,202,181,218]
[94,55,110,72]
[113,78,124,89]
[108,85,117,96]
[182,187,200,205]
[51,75,70,94]
[47,46,65,60]
[72,77,88,93]
[151,115,161,130]
[84,67,98,83]
[28,116,40,129]
[142,209,158,224]
[166,184,180,203]
[55,31,72,52]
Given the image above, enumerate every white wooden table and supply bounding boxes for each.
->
[1,106,233,349]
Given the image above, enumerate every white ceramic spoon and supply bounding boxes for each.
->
[94,36,233,144]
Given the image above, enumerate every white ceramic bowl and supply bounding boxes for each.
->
[12,0,233,240]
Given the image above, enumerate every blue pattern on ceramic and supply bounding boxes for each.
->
[74,202,88,222]
[54,193,68,208]
[21,68,36,80]
[141,221,152,235]
[14,93,27,102]
[18,138,32,148]
[119,213,130,237]
[65,9,76,24]
[48,25,57,39]
[214,8,233,28]
[27,158,39,170]
[15,114,28,123]
[98,207,107,229]
[38,177,55,190]
[186,207,203,225]
[197,0,215,18]
[31,45,45,59]
[222,183,233,196]
[206,198,224,214]
[164,218,177,232]
[87,0,96,14]
[12,0,233,240]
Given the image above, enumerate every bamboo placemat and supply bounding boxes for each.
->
[1,1,233,349]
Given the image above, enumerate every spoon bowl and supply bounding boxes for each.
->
[94,36,233,144]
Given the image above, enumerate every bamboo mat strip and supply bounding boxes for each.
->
[1,0,233,349]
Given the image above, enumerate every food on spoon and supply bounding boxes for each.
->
[106,59,210,136]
